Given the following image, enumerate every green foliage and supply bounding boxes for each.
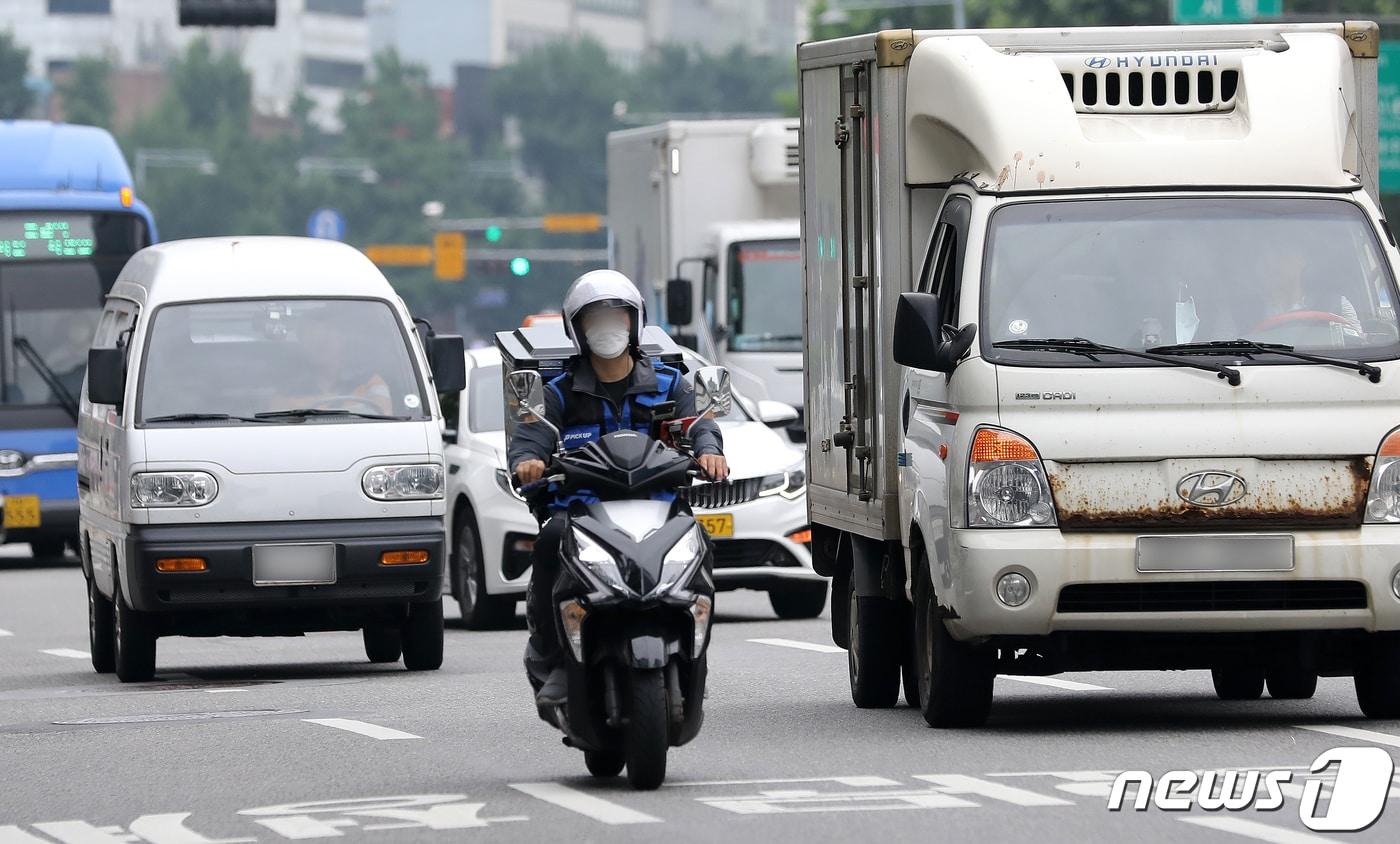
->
[633,44,793,115]
[57,57,114,129]
[0,31,33,119]
[809,0,1170,38]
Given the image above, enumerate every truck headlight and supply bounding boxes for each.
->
[1365,431,1400,523]
[132,471,218,508]
[651,524,706,597]
[362,464,444,501]
[569,527,631,594]
[967,428,1057,528]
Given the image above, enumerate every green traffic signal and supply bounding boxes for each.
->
[510,256,531,276]
[485,225,503,243]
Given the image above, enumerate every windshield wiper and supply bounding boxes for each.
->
[13,337,79,422]
[144,413,272,424]
[254,408,410,422]
[994,337,1242,386]
[1147,339,1382,383]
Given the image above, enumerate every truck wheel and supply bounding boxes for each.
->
[88,578,115,674]
[401,599,444,671]
[848,589,902,709]
[1266,664,1318,700]
[455,511,517,630]
[363,626,403,664]
[113,581,156,683]
[624,668,669,790]
[1355,633,1400,718]
[769,581,829,619]
[585,750,626,778]
[913,561,993,727]
[1211,665,1264,700]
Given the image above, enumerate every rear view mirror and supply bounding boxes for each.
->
[506,369,562,448]
[666,278,693,326]
[429,335,466,394]
[892,292,976,373]
[87,348,126,407]
[691,366,732,418]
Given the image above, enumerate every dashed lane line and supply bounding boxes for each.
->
[509,782,662,825]
[668,776,903,788]
[302,718,422,741]
[747,638,845,654]
[1179,816,1333,843]
[39,648,90,659]
[999,676,1112,692]
[1297,724,1400,749]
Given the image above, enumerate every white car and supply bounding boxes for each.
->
[443,347,826,629]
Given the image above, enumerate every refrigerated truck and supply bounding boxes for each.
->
[608,120,805,435]
[798,22,1400,725]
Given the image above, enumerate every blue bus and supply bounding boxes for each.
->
[0,121,157,558]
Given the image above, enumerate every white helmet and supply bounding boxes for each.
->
[561,269,646,352]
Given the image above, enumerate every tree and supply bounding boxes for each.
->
[808,0,1169,39]
[57,57,113,128]
[0,31,33,119]
[633,44,793,117]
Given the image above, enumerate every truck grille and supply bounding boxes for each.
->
[683,477,762,509]
[1056,580,1367,614]
[1053,54,1241,114]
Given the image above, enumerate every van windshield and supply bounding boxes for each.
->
[982,197,1400,366]
[138,298,428,425]
[727,239,802,353]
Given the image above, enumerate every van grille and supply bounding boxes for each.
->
[682,477,763,509]
[1054,54,1240,114]
[1056,580,1367,614]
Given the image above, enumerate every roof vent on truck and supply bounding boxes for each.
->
[749,120,800,187]
[1053,53,1245,114]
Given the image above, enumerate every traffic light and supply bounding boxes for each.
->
[485,225,503,243]
[510,257,531,277]
[179,0,276,26]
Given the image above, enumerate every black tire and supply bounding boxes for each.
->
[363,626,403,664]
[454,509,517,630]
[913,561,994,727]
[401,599,444,671]
[768,581,829,619]
[113,580,156,683]
[1355,633,1400,718]
[1211,665,1265,700]
[848,588,902,709]
[624,668,669,790]
[830,565,851,649]
[1266,664,1318,700]
[585,750,626,778]
[30,538,67,561]
[88,578,115,674]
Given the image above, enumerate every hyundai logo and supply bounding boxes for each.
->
[1177,471,1247,508]
[1085,56,1112,69]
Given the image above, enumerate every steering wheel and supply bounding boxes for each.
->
[314,395,388,414]
[1250,310,1351,334]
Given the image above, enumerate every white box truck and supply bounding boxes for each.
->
[799,22,1400,726]
[608,120,805,436]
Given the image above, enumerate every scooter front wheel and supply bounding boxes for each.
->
[624,668,669,790]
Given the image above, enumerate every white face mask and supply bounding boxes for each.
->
[586,325,630,359]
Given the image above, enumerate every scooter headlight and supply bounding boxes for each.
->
[651,524,707,597]
[569,527,631,594]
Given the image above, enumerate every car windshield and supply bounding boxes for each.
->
[982,197,1400,364]
[469,363,505,432]
[138,298,428,424]
[727,239,802,353]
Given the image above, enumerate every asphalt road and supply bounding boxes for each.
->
[3,546,1400,843]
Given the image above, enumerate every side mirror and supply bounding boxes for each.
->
[87,348,126,407]
[691,365,732,418]
[756,399,799,428]
[892,292,976,373]
[506,369,561,445]
[666,278,693,326]
[429,335,466,394]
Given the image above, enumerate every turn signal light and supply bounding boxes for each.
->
[971,428,1039,463]
[156,557,206,573]
[1380,430,1400,458]
[119,186,134,207]
[787,528,812,545]
[380,550,430,566]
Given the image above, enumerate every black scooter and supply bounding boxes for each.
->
[506,366,729,790]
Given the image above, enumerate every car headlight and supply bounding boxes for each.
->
[758,463,807,500]
[651,524,707,597]
[1366,430,1400,523]
[569,527,631,594]
[132,471,218,508]
[494,468,525,502]
[362,464,444,501]
[967,428,1057,528]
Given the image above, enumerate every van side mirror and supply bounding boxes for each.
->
[666,278,693,326]
[691,366,732,418]
[87,348,126,407]
[892,292,976,373]
[429,335,466,393]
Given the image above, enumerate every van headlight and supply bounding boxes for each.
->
[967,428,1057,528]
[651,524,707,597]
[132,471,218,508]
[362,464,444,500]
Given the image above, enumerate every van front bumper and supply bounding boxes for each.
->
[124,517,444,614]
[943,527,1400,640]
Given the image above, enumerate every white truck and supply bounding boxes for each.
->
[799,22,1400,726]
[608,120,805,436]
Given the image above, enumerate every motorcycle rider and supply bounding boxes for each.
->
[508,269,728,707]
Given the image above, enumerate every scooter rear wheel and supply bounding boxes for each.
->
[624,668,669,790]
[585,750,625,778]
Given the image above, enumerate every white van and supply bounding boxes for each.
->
[77,237,465,682]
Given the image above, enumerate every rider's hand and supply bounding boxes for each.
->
[515,459,546,485]
[698,453,729,481]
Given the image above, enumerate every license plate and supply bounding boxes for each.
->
[1136,534,1294,573]
[252,544,337,586]
[3,495,41,529]
[696,513,734,538]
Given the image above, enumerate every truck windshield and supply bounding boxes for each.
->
[982,197,1400,366]
[138,298,428,425]
[727,239,802,353]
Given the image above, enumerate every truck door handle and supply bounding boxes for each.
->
[832,431,854,449]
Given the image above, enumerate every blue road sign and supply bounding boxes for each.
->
[307,208,346,241]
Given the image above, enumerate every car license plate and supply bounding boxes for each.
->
[696,513,734,538]
[1135,534,1294,573]
[252,544,337,586]
[3,495,41,529]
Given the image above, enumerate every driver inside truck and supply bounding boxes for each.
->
[1253,244,1363,338]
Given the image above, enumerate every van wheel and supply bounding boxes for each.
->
[769,581,828,619]
[848,585,902,709]
[1211,665,1265,700]
[113,580,156,683]
[88,578,115,674]
[401,598,444,671]
[1355,633,1400,718]
[363,626,403,664]
[913,556,994,727]
[455,512,516,630]
[1266,664,1318,700]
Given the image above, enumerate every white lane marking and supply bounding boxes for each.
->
[1179,817,1332,843]
[509,782,662,825]
[669,776,902,788]
[302,718,421,741]
[0,825,50,843]
[206,688,247,694]
[748,638,845,654]
[0,628,14,637]
[913,774,1076,806]
[40,648,90,659]
[1297,724,1400,749]
[998,675,1112,692]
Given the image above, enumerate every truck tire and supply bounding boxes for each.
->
[848,588,902,709]
[401,599,444,671]
[88,578,115,674]
[1266,664,1318,700]
[1355,633,1400,719]
[1211,665,1264,700]
[113,580,157,683]
[769,581,828,619]
[363,626,403,663]
[913,557,993,727]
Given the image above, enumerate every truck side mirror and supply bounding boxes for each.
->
[666,278,693,326]
[429,335,466,394]
[892,292,976,373]
[87,348,126,407]
[691,365,732,418]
